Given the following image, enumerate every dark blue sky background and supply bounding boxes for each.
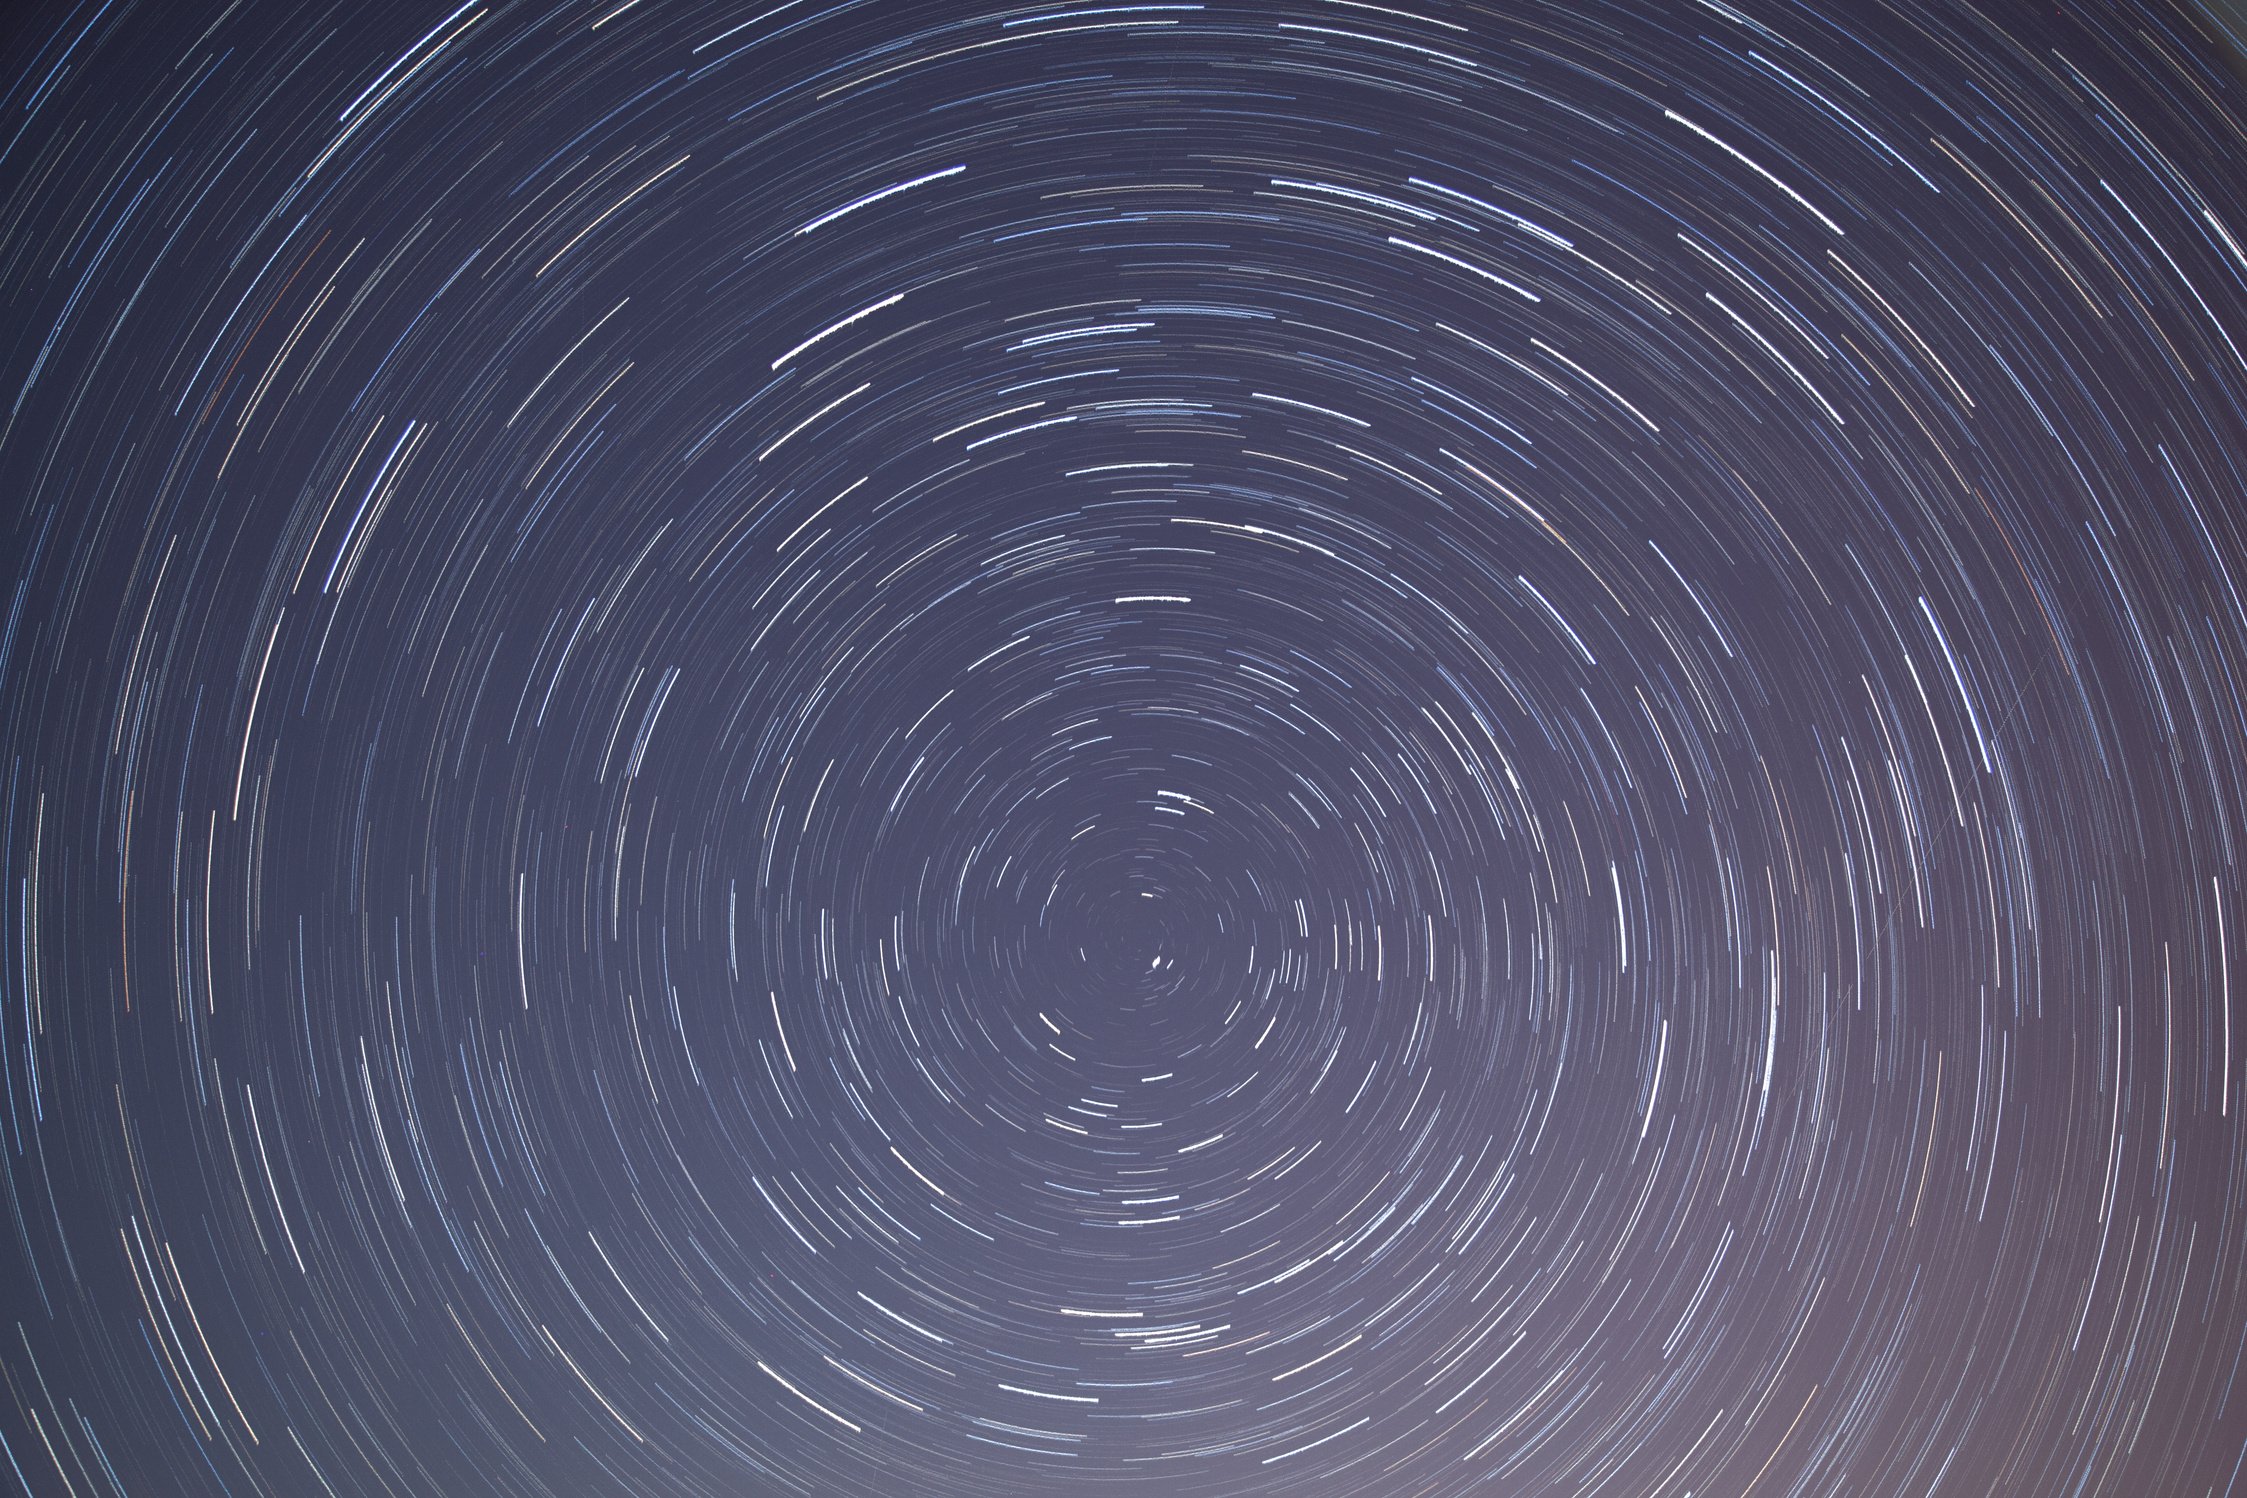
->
[4,1,2247,1493]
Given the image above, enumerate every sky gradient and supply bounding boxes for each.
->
[4,1,2247,1493]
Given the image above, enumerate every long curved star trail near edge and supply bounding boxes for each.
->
[4,0,2247,1493]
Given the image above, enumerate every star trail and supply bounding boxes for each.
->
[4,0,2247,1493]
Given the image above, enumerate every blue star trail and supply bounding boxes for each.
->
[4,1,2247,1494]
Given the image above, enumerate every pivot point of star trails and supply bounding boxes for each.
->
[4,0,2246,1494]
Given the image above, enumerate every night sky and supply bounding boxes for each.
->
[4,0,2247,1493]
